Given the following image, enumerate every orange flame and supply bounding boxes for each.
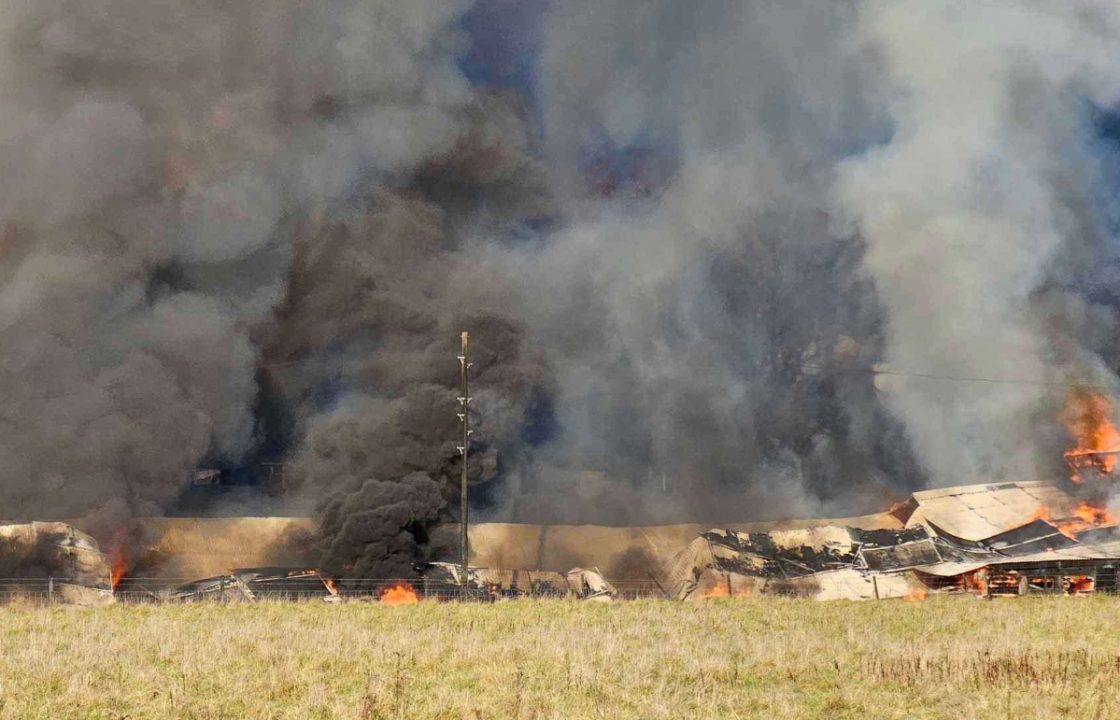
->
[703,584,730,599]
[106,530,127,591]
[1028,505,1054,524]
[961,570,987,595]
[380,582,419,606]
[1028,501,1117,539]
[1066,575,1094,594]
[700,579,752,599]
[1061,389,1120,481]
[1071,501,1117,527]
[110,558,125,590]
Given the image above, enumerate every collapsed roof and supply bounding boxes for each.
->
[898,481,1087,540]
[160,567,338,602]
[665,481,1120,601]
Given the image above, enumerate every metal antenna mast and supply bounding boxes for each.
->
[457,331,472,588]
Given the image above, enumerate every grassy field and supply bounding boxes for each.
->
[1,595,1119,719]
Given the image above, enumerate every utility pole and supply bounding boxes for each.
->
[457,332,473,590]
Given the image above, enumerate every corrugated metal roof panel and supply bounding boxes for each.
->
[961,492,1003,510]
[1023,486,1070,504]
[910,481,1050,502]
[908,482,1077,541]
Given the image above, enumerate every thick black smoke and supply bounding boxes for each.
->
[256,106,549,574]
[0,0,546,562]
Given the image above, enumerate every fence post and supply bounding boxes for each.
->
[48,576,53,604]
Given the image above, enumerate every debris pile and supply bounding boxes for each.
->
[418,562,616,601]
[666,481,1120,601]
[160,568,338,603]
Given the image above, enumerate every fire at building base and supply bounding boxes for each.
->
[664,480,1120,601]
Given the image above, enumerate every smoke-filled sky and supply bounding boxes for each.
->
[3,0,1120,570]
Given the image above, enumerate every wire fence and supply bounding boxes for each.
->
[8,568,1120,605]
[0,577,669,604]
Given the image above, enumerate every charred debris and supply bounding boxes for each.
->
[418,562,616,601]
[665,480,1120,601]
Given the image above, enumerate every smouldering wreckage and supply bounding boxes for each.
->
[0,524,622,604]
[418,562,616,601]
[156,564,616,603]
[152,568,340,603]
[664,480,1120,601]
[662,405,1120,601]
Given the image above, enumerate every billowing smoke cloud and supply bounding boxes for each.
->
[490,0,1120,521]
[5,0,1120,575]
[834,1,1120,487]
[271,190,547,574]
[0,0,526,535]
[494,0,919,521]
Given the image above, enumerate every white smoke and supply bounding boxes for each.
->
[835,1,1120,486]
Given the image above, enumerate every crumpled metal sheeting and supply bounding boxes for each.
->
[665,480,1120,601]
[565,567,616,600]
[417,561,617,599]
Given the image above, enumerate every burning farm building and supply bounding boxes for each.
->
[1061,389,1120,483]
[10,388,1120,604]
[665,480,1120,601]
[6,1,1120,613]
[9,473,1120,604]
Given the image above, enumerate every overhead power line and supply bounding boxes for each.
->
[796,361,1109,391]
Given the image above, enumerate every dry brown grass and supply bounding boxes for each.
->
[1,594,1119,719]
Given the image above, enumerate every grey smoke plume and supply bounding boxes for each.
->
[495,0,916,520]
[0,0,495,535]
[0,0,547,572]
